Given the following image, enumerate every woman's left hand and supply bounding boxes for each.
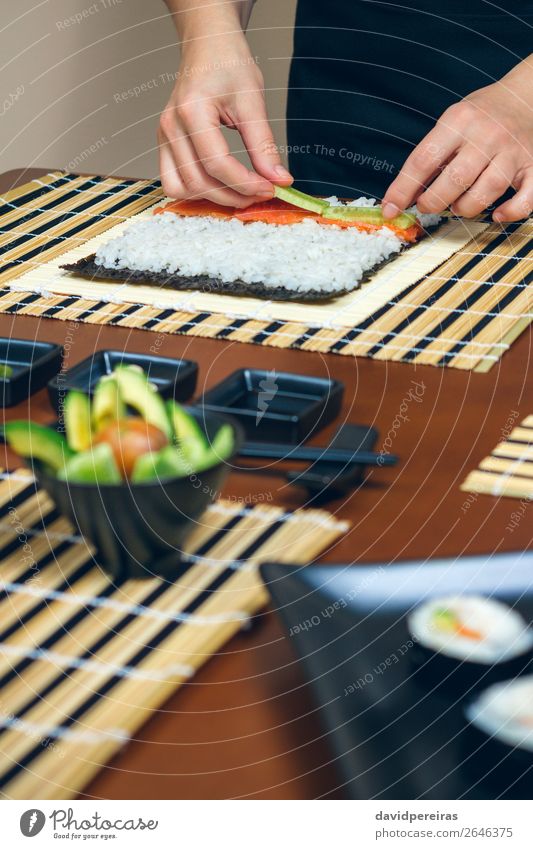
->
[382,55,533,222]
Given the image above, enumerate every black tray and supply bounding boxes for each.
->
[0,338,63,407]
[200,369,344,442]
[48,350,198,413]
[261,551,533,800]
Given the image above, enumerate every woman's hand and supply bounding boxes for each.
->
[382,56,533,222]
[158,34,292,207]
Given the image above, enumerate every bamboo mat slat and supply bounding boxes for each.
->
[1,172,532,371]
[0,470,348,799]
[461,417,533,500]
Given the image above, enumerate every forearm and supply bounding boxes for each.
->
[158,0,290,204]
[163,0,256,42]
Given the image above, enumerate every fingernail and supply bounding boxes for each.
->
[273,165,292,180]
[258,190,274,198]
[382,202,400,219]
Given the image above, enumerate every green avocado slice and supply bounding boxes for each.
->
[322,204,417,230]
[3,421,73,473]
[180,422,235,473]
[92,376,125,434]
[166,400,209,467]
[58,442,122,484]
[113,365,171,439]
[194,423,235,472]
[166,400,206,444]
[64,390,92,452]
[166,402,234,472]
[273,185,329,215]
[272,185,418,230]
[131,445,192,483]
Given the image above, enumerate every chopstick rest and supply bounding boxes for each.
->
[286,423,387,501]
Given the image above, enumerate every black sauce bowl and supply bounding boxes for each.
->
[33,408,243,581]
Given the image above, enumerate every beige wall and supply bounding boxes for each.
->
[1,0,296,179]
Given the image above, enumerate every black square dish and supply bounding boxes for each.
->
[200,369,344,442]
[0,338,63,407]
[48,350,198,413]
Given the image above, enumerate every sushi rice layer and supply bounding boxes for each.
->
[466,676,533,752]
[94,197,439,295]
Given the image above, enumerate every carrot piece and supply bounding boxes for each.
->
[154,199,235,219]
[454,623,484,641]
[433,608,483,641]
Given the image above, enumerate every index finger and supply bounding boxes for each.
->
[182,102,274,197]
[382,124,459,216]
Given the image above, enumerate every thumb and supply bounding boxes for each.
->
[237,96,292,184]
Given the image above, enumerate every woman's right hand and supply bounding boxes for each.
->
[158,35,292,207]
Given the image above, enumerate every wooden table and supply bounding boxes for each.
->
[1,168,532,800]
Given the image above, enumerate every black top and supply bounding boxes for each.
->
[287,1,533,198]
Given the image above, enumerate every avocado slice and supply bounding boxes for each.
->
[3,421,73,473]
[167,400,206,444]
[64,390,92,452]
[131,445,192,483]
[273,185,329,215]
[432,608,459,634]
[113,366,171,439]
[58,442,122,484]
[92,376,125,434]
[322,204,417,230]
[193,423,235,473]
[210,423,234,458]
[166,400,210,467]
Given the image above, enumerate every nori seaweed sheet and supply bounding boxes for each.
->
[61,255,352,302]
[61,223,441,304]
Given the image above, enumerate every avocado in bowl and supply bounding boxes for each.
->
[3,365,242,580]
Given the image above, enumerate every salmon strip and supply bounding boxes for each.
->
[154,199,235,218]
[315,215,423,243]
[239,202,422,242]
[155,198,422,242]
[235,199,316,224]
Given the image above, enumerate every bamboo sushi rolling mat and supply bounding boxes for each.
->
[461,416,533,501]
[0,468,348,800]
[1,171,533,372]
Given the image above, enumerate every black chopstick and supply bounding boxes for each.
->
[239,442,397,466]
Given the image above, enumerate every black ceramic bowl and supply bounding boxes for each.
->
[33,408,243,581]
